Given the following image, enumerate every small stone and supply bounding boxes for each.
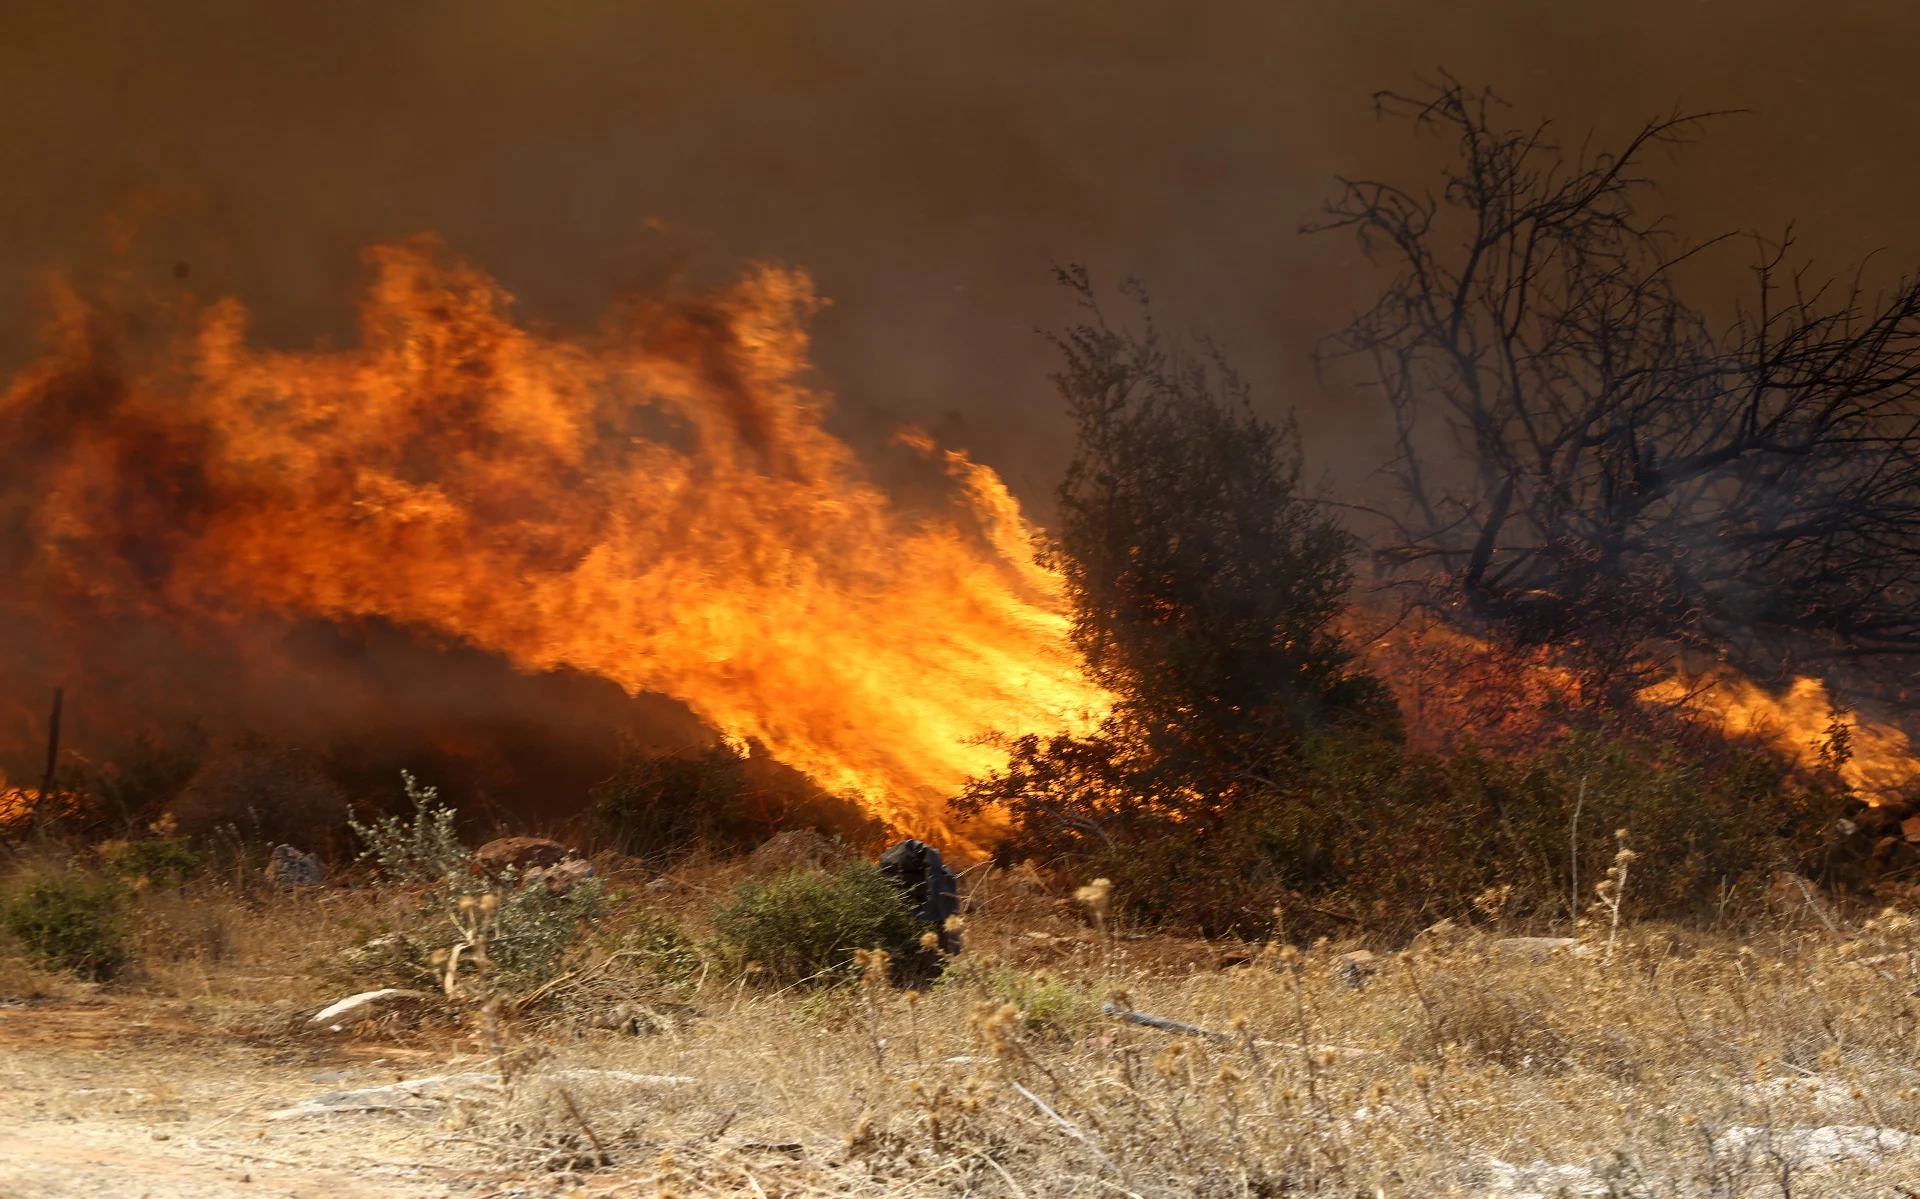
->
[1410,918,1474,951]
[1333,949,1380,987]
[747,828,842,876]
[264,844,327,889]
[524,858,596,894]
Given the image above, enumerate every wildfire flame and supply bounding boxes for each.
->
[0,771,36,828]
[1640,672,1920,804]
[1357,612,1920,803]
[3,239,1107,844]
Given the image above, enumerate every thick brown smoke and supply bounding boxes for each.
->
[0,0,1915,820]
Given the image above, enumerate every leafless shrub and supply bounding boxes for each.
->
[1315,74,1920,699]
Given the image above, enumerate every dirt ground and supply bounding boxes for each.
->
[0,999,634,1198]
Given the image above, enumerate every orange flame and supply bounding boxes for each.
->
[1639,672,1920,804]
[0,771,40,828]
[7,239,1107,845]
[1355,611,1920,802]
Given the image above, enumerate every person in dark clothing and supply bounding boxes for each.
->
[877,838,962,954]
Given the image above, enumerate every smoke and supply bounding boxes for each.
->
[0,0,1913,818]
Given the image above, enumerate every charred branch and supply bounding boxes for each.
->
[1312,75,1920,696]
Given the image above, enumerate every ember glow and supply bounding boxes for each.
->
[1640,672,1920,805]
[1357,614,1920,802]
[3,239,1108,843]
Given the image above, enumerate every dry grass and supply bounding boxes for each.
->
[8,852,1920,1196]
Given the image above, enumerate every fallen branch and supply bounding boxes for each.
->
[1100,1002,1378,1057]
[1101,1002,1231,1042]
[265,1068,695,1121]
[1010,1081,1115,1173]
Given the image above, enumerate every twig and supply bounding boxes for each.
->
[29,686,61,833]
[1790,874,1845,937]
[558,1086,611,1164]
[1100,1002,1376,1056]
[1010,1081,1116,1173]
[1101,1002,1231,1043]
[975,1150,1032,1199]
[1569,775,1586,928]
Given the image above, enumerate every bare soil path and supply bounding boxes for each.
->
[0,999,598,1198]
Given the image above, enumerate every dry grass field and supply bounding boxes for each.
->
[6,846,1920,1199]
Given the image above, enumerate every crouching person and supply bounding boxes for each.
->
[877,838,962,955]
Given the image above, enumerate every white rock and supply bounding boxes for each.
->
[1741,1076,1861,1117]
[264,1067,695,1120]
[1483,1156,1604,1198]
[307,988,430,1027]
[265,1072,500,1120]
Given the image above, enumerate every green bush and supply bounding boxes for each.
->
[712,861,923,985]
[3,874,132,981]
[974,966,1098,1039]
[617,909,704,988]
[347,771,605,991]
[347,771,470,885]
[98,837,202,889]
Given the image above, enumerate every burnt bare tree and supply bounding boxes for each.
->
[1313,76,1920,698]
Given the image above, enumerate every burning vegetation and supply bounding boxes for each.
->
[17,73,1920,1199]
[3,76,1920,939]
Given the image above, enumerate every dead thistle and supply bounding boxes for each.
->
[1076,877,1114,972]
[853,947,890,1071]
[1589,829,1637,963]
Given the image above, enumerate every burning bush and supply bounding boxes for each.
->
[586,741,765,864]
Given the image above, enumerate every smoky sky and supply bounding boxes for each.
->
[2,1,1915,506]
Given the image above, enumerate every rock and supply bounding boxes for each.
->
[589,1003,662,1035]
[308,988,431,1029]
[265,1068,695,1120]
[747,828,842,876]
[1489,937,1578,964]
[336,932,412,973]
[1742,1077,1862,1118]
[1333,949,1379,987]
[168,751,348,851]
[476,836,573,874]
[265,844,327,889]
[265,1072,501,1120]
[524,858,596,894]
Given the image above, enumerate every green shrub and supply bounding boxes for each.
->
[97,837,202,889]
[347,771,470,885]
[617,909,703,988]
[974,966,1097,1039]
[3,874,132,981]
[483,874,610,985]
[712,861,923,985]
[346,771,605,991]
